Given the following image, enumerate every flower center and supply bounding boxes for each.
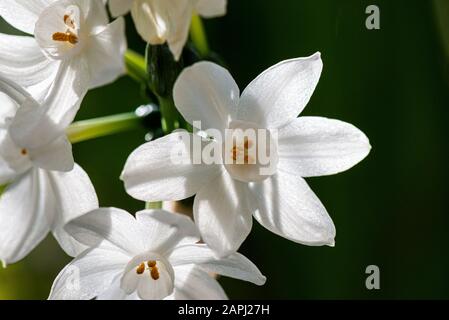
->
[136,260,160,280]
[35,3,85,59]
[223,120,279,183]
[20,149,28,156]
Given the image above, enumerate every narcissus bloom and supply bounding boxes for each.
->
[0,0,127,126]
[122,53,372,257]
[0,76,98,266]
[49,208,265,300]
[108,0,227,60]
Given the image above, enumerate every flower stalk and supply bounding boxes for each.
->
[125,49,148,83]
[67,105,159,144]
[190,14,210,57]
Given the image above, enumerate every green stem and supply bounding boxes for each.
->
[125,49,148,83]
[146,202,163,210]
[67,112,143,144]
[158,96,181,134]
[190,14,210,57]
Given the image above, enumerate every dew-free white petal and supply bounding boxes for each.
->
[250,170,336,246]
[238,53,323,129]
[278,117,371,177]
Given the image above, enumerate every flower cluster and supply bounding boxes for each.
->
[0,0,371,300]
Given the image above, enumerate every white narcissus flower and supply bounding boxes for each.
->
[108,0,227,60]
[0,76,98,266]
[0,0,127,130]
[121,53,372,258]
[49,208,266,300]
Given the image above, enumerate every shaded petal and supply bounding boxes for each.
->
[0,169,51,265]
[135,210,200,254]
[65,207,145,256]
[0,34,58,101]
[87,17,127,89]
[173,61,239,131]
[48,245,129,300]
[121,132,221,202]
[9,56,89,148]
[0,0,54,34]
[278,117,371,177]
[109,0,133,17]
[46,164,99,256]
[193,171,253,257]
[238,53,323,129]
[169,244,266,286]
[169,265,228,300]
[97,276,139,300]
[196,0,227,18]
[250,170,336,246]
[28,135,74,172]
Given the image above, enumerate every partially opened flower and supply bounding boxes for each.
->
[0,76,98,266]
[0,0,127,130]
[122,53,372,257]
[108,0,227,60]
[49,207,265,300]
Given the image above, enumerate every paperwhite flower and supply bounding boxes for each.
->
[108,0,227,60]
[0,0,127,129]
[0,76,98,266]
[49,207,266,300]
[122,53,372,257]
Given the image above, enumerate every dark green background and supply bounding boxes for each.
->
[1,0,449,299]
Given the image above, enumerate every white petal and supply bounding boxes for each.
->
[194,171,253,257]
[0,0,54,34]
[196,0,227,18]
[45,164,99,256]
[9,57,89,148]
[130,0,181,45]
[49,245,129,300]
[238,53,323,129]
[86,17,127,89]
[28,135,74,172]
[0,169,51,265]
[250,170,336,246]
[170,265,227,300]
[97,276,139,300]
[65,207,145,256]
[169,244,266,286]
[135,210,200,254]
[82,0,109,31]
[166,7,192,61]
[109,0,133,17]
[121,132,221,202]
[278,117,371,177]
[173,61,239,131]
[0,34,59,101]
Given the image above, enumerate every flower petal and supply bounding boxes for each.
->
[196,0,227,18]
[135,210,200,254]
[0,169,51,266]
[86,17,127,89]
[48,245,129,300]
[169,265,228,300]
[173,61,239,131]
[9,57,89,149]
[97,276,139,300]
[169,244,266,286]
[0,34,59,101]
[250,170,336,246]
[28,135,74,172]
[109,0,133,17]
[193,171,253,257]
[238,53,323,129]
[121,132,221,202]
[45,164,99,256]
[0,0,53,34]
[278,117,371,177]
[64,207,145,256]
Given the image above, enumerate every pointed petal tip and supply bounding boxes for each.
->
[327,239,336,247]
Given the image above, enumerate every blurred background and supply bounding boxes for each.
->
[1,0,449,299]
